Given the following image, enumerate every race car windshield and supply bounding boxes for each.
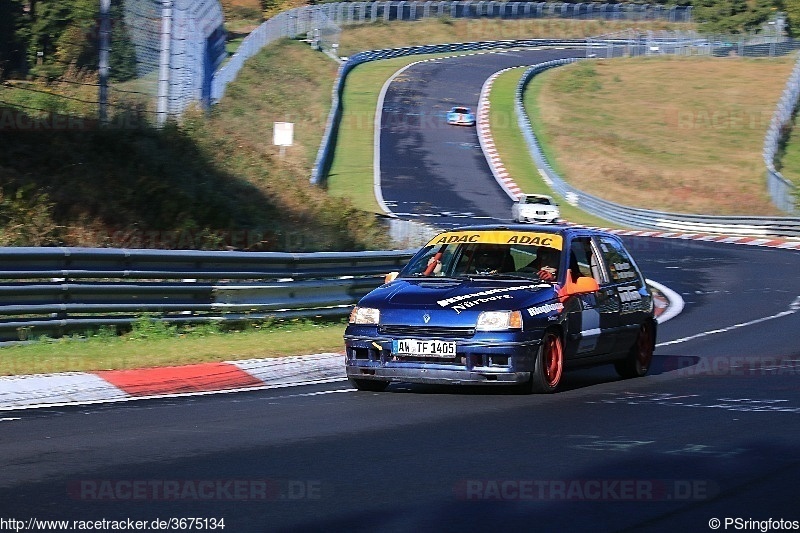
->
[399,242,562,281]
[524,196,551,205]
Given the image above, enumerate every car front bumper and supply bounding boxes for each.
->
[344,333,541,386]
[447,119,475,126]
[518,214,559,223]
[347,365,530,385]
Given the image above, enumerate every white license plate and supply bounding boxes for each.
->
[392,339,457,357]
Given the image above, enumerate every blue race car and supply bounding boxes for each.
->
[446,106,476,126]
[344,225,656,393]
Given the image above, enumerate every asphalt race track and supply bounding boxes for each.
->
[379,48,584,227]
[1,49,800,532]
[2,237,800,532]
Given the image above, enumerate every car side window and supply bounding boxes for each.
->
[569,237,607,284]
[597,237,642,284]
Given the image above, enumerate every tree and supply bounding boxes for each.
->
[28,0,99,78]
[693,0,783,33]
[109,1,137,82]
[0,0,28,78]
[782,0,800,37]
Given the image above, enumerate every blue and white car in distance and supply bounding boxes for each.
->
[345,225,656,393]
[446,106,476,126]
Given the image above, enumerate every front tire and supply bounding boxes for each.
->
[615,321,655,379]
[348,378,389,392]
[528,331,564,394]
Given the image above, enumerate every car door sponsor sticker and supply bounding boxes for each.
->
[527,303,564,316]
[618,285,643,314]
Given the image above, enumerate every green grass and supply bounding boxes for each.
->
[0,318,347,376]
[778,114,800,190]
[488,68,614,228]
[326,18,693,214]
[527,56,797,216]
[327,54,468,212]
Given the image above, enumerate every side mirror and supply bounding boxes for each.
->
[560,276,600,297]
[384,272,399,284]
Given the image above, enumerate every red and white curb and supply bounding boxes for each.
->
[476,67,524,201]
[0,353,345,411]
[595,229,800,250]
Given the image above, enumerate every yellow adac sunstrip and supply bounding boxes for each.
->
[426,230,563,249]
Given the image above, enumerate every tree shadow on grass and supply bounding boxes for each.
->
[0,106,383,251]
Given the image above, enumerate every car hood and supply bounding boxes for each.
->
[358,278,559,327]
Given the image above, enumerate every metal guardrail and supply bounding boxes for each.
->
[514,60,800,236]
[0,245,677,343]
[764,53,800,214]
[0,248,415,342]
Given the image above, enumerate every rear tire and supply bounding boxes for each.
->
[528,331,564,394]
[348,378,389,392]
[615,321,655,379]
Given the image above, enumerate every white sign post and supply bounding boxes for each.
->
[273,122,294,157]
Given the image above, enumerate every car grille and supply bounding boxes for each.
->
[378,325,475,339]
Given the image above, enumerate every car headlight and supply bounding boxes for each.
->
[476,311,523,331]
[349,306,380,325]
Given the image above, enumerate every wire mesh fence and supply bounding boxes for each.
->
[120,0,226,124]
[587,28,800,59]
[311,1,692,24]
[0,0,226,129]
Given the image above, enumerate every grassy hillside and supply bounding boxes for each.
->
[0,40,389,251]
[2,15,796,252]
[527,55,797,216]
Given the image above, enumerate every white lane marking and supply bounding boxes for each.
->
[657,295,800,347]
[291,389,355,398]
[1,417,21,422]
[646,279,685,324]
[266,389,357,402]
